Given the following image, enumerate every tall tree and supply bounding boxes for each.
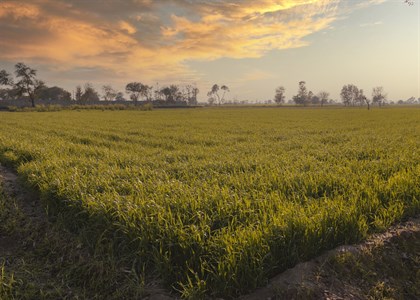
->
[274,86,286,105]
[318,91,329,107]
[307,91,314,105]
[115,92,125,101]
[1,63,45,107]
[36,86,71,102]
[220,85,230,104]
[80,83,100,104]
[207,84,220,105]
[0,70,13,86]
[293,81,308,105]
[372,86,387,107]
[356,89,368,109]
[190,87,199,105]
[185,84,199,105]
[125,82,144,104]
[102,84,117,101]
[141,85,153,102]
[340,84,359,106]
[207,84,229,105]
[75,85,83,102]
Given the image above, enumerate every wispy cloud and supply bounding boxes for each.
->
[360,21,383,27]
[0,0,385,84]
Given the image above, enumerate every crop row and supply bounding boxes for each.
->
[0,108,419,298]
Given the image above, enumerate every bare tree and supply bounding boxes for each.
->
[141,85,153,102]
[191,87,199,105]
[185,84,199,105]
[372,86,387,107]
[274,86,285,105]
[102,84,117,101]
[318,91,329,107]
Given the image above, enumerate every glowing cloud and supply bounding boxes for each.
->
[0,0,383,83]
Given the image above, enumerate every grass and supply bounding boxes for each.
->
[0,107,419,298]
[320,227,420,299]
[0,170,149,299]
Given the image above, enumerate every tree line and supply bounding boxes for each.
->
[1,63,418,108]
[273,81,417,109]
[0,63,203,107]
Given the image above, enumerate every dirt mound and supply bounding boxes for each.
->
[241,218,420,300]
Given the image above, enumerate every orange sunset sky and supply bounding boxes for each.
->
[0,0,418,102]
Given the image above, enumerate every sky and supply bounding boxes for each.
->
[0,0,418,102]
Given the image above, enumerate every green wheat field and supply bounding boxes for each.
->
[0,107,419,297]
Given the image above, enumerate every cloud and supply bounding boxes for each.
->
[360,21,383,27]
[0,0,383,84]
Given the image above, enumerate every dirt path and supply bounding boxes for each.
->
[241,218,420,300]
[0,164,419,299]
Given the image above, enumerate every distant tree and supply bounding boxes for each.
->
[293,81,308,105]
[75,85,83,102]
[207,84,220,105]
[115,92,125,101]
[311,95,320,105]
[355,89,369,109]
[160,86,171,102]
[372,86,387,107]
[0,70,13,86]
[185,84,199,105]
[125,82,144,105]
[318,91,329,107]
[307,91,314,105]
[207,96,216,106]
[0,88,19,101]
[356,89,370,109]
[81,83,100,104]
[0,70,18,101]
[191,87,199,105]
[154,89,163,101]
[102,84,117,101]
[0,63,45,107]
[207,84,229,105]
[220,85,230,104]
[405,0,414,5]
[340,84,359,106]
[141,85,153,102]
[37,86,71,102]
[406,96,416,104]
[274,86,286,105]
[160,85,183,103]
